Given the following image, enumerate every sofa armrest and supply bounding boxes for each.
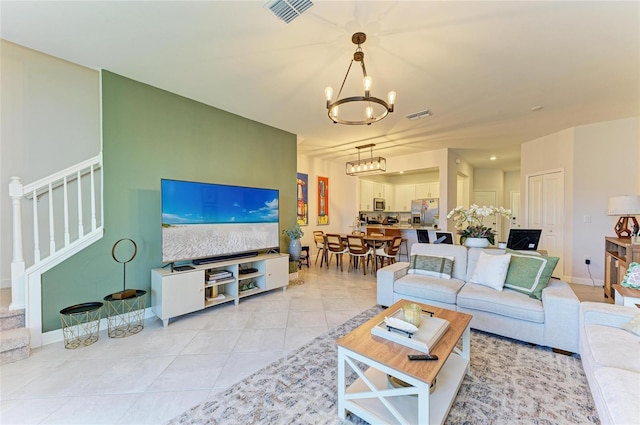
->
[376,262,409,307]
[542,279,581,353]
[580,301,638,329]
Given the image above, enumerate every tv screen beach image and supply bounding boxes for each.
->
[161,180,279,263]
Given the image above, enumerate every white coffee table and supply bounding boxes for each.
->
[336,300,472,425]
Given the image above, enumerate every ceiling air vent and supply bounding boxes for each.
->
[405,109,432,120]
[265,0,314,24]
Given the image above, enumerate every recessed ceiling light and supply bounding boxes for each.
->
[399,171,404,174]
[530,105,543,112]
[489,155,497,161]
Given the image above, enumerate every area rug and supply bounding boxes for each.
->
[166,306,599,425]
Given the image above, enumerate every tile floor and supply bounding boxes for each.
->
[1,262,607,425]
[1,264,377,425]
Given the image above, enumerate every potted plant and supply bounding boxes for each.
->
[447,204,512,247]
[283,223,304,260]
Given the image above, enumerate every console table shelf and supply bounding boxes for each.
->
[151,253,288,326]
[604,237,640,300]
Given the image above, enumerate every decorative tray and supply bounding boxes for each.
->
[371,308,450,354]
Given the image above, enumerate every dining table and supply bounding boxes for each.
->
[320,233,393,274]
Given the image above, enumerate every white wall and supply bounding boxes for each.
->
[296,154,357,256]
[0,41,100,288]
[521,117,639,285]
[571,117,639,284]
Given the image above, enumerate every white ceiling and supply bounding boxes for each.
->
[2,1,639,172]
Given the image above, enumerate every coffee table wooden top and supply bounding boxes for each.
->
[336,300,472,384]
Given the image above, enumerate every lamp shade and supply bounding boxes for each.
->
[607,196,640,216]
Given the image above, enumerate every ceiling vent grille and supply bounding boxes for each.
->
[265,0,314,24]
[405,109,432,120]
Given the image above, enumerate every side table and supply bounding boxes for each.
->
[103,290,147,338]
[59,302,103,349]
[613,285,640,307]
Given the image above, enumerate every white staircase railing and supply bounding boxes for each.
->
[9,153,104,347]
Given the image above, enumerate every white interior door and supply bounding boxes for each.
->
[527,170,564,277]
[473,191,500,244]
[510,191,521,229]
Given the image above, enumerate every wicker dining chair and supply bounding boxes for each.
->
[375,236,403,268]
[326,233,348,271]
[313,230,326,266]
[346,234,373,275]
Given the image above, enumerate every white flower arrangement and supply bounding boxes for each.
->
[447,204,512,245]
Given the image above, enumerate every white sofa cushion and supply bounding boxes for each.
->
[583,323,640,373]
[394,274,465,305]
[591,367,640,425]
[469,252,511,290]
[457,282,545,323]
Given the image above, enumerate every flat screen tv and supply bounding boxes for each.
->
[161,179,280,264]
[507,229,542,251]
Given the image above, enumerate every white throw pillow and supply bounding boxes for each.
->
[469,252,512,291]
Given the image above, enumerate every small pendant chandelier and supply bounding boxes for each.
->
[346,144,386,176]
[325,32,396,125]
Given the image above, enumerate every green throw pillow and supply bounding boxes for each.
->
[408,254,454,279]
[503,249,559,300]
[621,262,640,288]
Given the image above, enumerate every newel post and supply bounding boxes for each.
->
[9,177,26,310]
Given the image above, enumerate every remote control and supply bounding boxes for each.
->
[407,354,439,361]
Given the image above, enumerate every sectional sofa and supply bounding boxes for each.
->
[377,243,580,353]
[579,301,640,424]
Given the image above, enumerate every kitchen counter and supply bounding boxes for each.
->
[365,224,436,230]
[364,225,447,252]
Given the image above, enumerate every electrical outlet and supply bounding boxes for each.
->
[585,257,591,265]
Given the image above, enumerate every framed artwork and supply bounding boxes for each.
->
[317,176,329,225]
[296,173,308,226]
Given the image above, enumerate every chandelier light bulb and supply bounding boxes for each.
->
[331,106,339,118]
[325,87,333,101]
[366,106,374,119]
[376,161,381,169]
[369,162,374,170]
[388,91,396,106]
[364,76,372,96]
[357,164,361,172]
[350,165,355,173]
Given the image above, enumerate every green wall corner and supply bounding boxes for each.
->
[41,71,297,332]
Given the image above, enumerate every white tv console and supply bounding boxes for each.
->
[151,253,289,326]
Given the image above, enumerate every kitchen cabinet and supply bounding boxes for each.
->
[395,184,415,211]
[415,182,440,199]
[360,180,374,211]
[373,182,385,198]
[384,183,395,211]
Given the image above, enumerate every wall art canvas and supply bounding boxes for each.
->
[317,176,329,225]
[296,173,308,226]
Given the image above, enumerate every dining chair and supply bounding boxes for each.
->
[375,236,403,268]
[346,234,373,275]
[313,231,326,265]
[384,228,409,261]
[326,233,348,271]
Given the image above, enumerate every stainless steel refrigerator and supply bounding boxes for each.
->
[411,198,439,225]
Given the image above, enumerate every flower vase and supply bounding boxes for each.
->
[464,237,490,248]
[289,238,302,261]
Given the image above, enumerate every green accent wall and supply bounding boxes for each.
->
[41,71,297,332]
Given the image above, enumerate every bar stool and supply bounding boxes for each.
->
[298,245,310,269]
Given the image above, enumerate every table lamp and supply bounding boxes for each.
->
[607,195,640,238]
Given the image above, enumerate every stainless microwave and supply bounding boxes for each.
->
[373,198,386,211]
